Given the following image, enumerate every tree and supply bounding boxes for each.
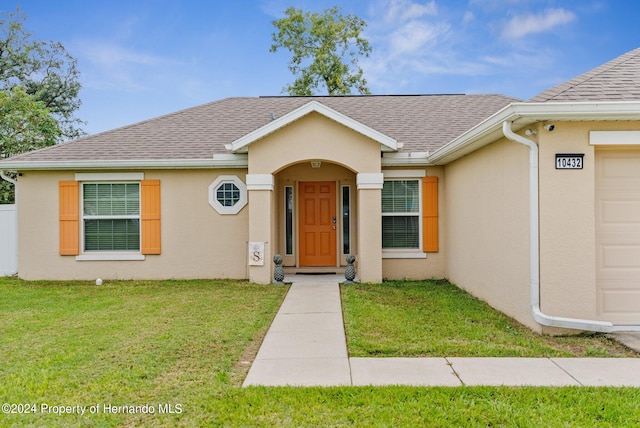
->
[0,86,61,203]
[270,6,372,96]
[0,7,83,140]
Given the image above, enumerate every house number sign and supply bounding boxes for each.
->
[555,153,584,169]
[248,242,265,266]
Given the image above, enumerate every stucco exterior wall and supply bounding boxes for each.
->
[538,121,640,324]
[247,187,274,284]
[17,169,250,280]
[444,137,535,330]
[446,121,640,333]
[248,112,381,175]
[538,122,596,322]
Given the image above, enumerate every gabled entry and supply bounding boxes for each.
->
[299,181,337,266]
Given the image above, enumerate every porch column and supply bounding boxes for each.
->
[247,174,274,284]
[356,173,383,283]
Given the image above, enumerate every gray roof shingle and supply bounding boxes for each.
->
[530,47,640,102]
[2,94,518,163]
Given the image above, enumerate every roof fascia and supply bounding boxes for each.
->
[382,152,430,166]
[0,156,249,171]
[225,100,399,153]
[427,101,640,165]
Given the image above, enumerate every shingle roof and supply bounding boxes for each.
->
[1,94,518,163]
[530,47,640,102]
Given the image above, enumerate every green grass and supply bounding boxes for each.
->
[1,277,638,427]
[0,277,287,427]
[342,280,637,357]
[216,387,640,426]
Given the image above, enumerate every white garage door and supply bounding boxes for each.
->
[595,148,640,324]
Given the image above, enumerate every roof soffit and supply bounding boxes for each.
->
[426,101,640,165]
[225,100,400,153]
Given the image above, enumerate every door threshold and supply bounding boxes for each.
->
[295,271,337,275]
[284,267,345,275]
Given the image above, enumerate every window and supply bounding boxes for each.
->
[82,183,140,251]
[208,175,247,215]
[382,179,420,249]
[342,185,351,254]
[59,175,161,259]
[216,182,241,207]
[285,186,294,255]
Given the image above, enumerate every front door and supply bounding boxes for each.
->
[299,181,337,266]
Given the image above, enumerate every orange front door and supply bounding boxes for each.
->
[299,181,337,267]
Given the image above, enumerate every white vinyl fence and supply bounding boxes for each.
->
[0,204,17,276]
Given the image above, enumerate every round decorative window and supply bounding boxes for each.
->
[208,175,247,215]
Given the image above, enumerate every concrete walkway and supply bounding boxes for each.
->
[243,279,640,387]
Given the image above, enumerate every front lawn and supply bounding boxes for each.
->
[0,278,286,427]
[1,277,638,427]
[342,280,636,357]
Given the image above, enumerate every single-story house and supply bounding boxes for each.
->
[3,47,640,334]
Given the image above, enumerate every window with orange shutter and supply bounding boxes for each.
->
[59,177,161,257]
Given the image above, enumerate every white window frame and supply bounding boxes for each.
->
[75,172,145,261]
[382,170,427,259]
[208,175,248,215]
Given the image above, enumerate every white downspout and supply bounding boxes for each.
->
[0,170,17,186]
[0,169,17,203]
[502,121,613,333]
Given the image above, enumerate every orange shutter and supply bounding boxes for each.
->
[59,181,80,255]
[141,180,161,255]
[422,176,439,252]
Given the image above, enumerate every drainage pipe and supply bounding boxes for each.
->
[502,121,613,333]
[0,169,17,203]
[0,170,17,186]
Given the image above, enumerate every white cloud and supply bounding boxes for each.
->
[72,39,177,92]
[76,40,166,68]
[389,20,449,54]
[482,49,555,69]
[368,0,448,56]
[384,0,438,23]
[462,11,475,25]
[502,8,576,39]
[364,0,455,91]
[258,0,289,18]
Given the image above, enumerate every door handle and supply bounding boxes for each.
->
[332,226,336,230]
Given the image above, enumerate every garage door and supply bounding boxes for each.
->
[595,148,640,324]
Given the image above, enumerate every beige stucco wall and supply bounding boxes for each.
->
[248,112,381,175]
[537,121,640,325]
[357,187,383,283]
[247,187,275,285]
[538,122,596,322]
[17,169,250,280]
[444,137,535,330]
[446,120,640,333]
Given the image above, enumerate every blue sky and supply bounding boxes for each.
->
[12,0,640,135]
